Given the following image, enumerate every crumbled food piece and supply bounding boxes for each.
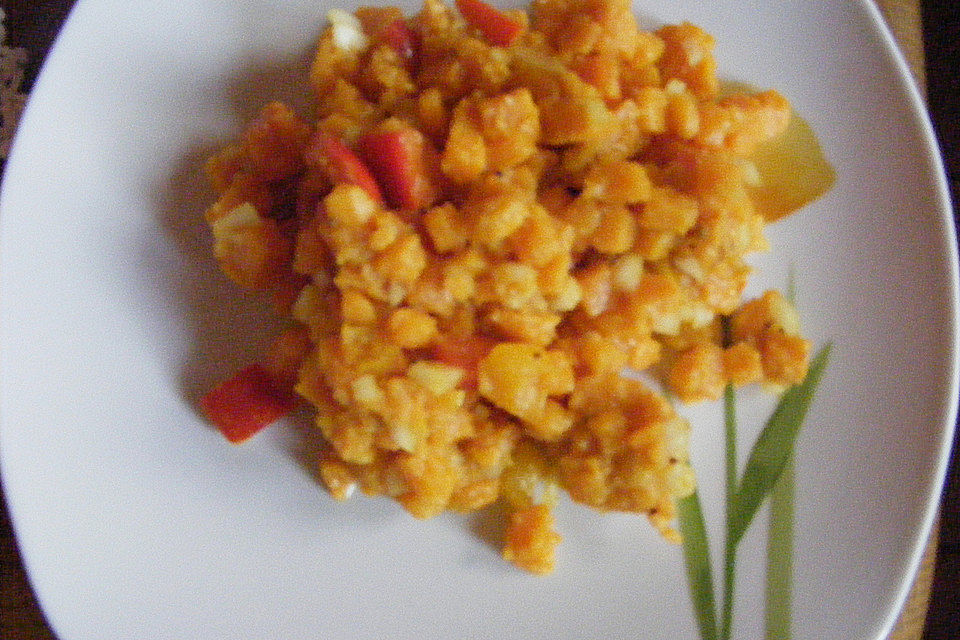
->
[502,504,562,574]
[668,342,725,403]
[202,0,814,574]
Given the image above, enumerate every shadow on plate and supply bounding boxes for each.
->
[149,43,315,406]
[146,41,509,554]
[140,46,301,457]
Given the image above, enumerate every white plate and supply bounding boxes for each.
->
[1,1,956,639]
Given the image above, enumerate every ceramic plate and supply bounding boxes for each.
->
[1,1,956,638]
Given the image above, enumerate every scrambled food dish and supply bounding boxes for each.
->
[200,0,812,574]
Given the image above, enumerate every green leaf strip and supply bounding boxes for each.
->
[728,343,833,548]
[678,492,720,640]
[724,384,739,503]
[766,271,798,640]
[720,384,738,640]
[720,541,737,640]
[764,458,796,639]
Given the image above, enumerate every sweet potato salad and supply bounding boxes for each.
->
[200,0,811,574]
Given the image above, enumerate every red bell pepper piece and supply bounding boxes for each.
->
[200,364,299,444]
[305,132,384,204]
[430,336,498,390]
[356,127,436,212]
[455,0,523,47]
[381,19,420,73]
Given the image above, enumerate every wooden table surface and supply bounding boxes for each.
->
[0,1,957,639]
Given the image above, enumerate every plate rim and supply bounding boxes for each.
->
[0,1,957,639]
[849,0,959,636]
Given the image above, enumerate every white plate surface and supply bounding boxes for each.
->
[1,1,956,639]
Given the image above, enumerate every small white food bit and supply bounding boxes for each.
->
[664,78,688,95]
[351,374,385,408]
[739,159,762,187]
[341,481,357,500]
[681,41,703,67]
[327,9,367,52]
[407,361,464,396]
[211,202,260,236]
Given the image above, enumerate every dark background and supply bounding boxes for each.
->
[918,1,960,637]
[0,0,957,638]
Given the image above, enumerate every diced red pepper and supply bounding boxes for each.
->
[200,364,299,444]
[304,132,384,204]
[356,127,436,211]
[431,336,498,390]
[380,19,420,73]
[455,0,523,47]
